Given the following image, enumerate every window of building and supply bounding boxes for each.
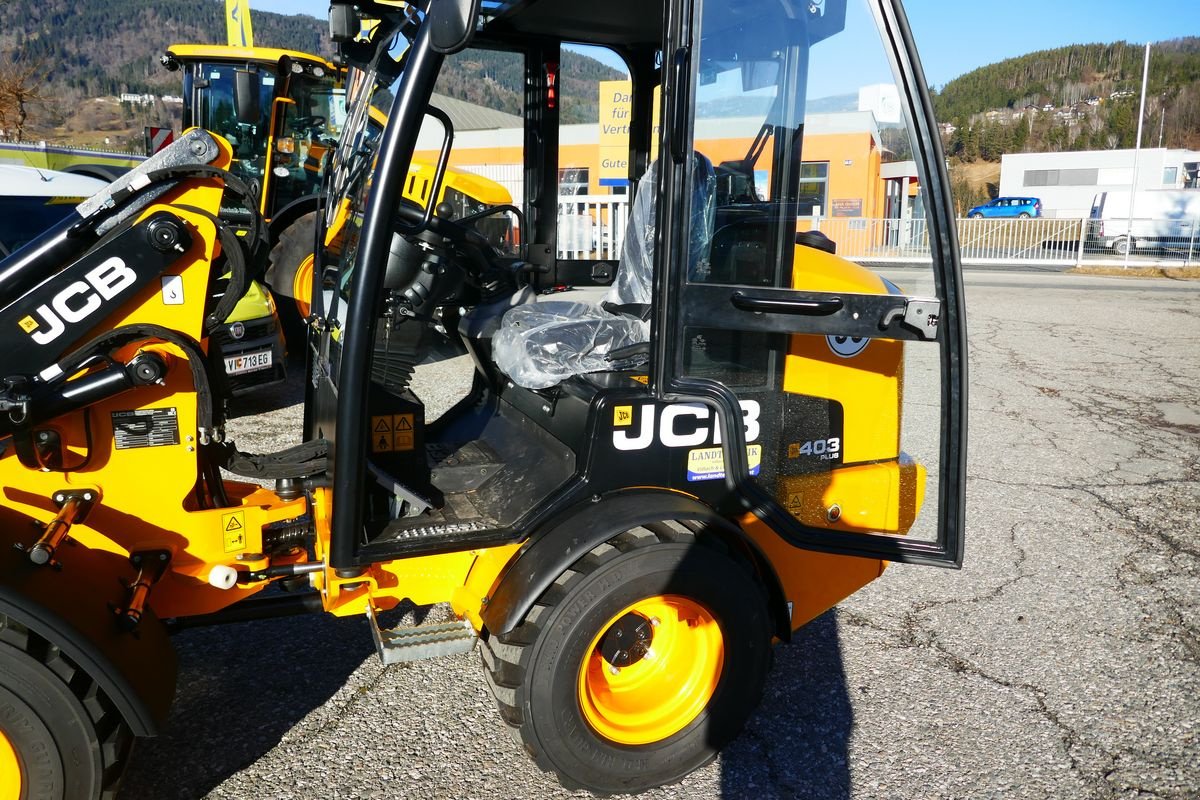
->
[558,167,590,196]
[1163,166,1179,185]
[1024,168,1098,187]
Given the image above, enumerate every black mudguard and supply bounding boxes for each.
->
[480,489,791,640]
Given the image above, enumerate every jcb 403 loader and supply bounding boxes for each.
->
[0,0,966,796]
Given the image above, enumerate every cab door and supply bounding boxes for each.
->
[653,0,965,566]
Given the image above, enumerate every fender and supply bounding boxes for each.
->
[480,489,791,640]
[0,534,176,736]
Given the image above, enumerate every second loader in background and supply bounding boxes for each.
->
[161,43,514,343]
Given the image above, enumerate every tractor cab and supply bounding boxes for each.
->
[0,1,966,794]
[309,0,965,579]
[162,45,347,220]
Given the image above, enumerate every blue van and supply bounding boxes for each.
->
[967,197,1042,219]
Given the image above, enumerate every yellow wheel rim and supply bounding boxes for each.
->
[292,254,314,319]
[577,594,723,745]
[0,728,22,800]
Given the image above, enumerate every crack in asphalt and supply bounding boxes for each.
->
[876,303,1199,798]
[844,519,1118,798]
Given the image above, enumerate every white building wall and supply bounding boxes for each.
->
[999,148,1200,218]
[857,84,901,125]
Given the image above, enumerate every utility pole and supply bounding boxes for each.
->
[1124,42,1150,269]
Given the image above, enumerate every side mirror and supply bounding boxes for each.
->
[329,2,358,42]
[234,69,261,124]
[429,0,481,54]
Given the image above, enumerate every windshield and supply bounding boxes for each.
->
[325,28,408,234]
[192,62,277,186]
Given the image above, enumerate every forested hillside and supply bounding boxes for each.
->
[0,0,624,144]
[935,38,1200,160]
[437,48,626,125]
[0,0,331,99]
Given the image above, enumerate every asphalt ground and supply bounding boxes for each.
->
[119,270,1200,799]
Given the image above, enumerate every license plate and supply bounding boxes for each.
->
[224,348,273,376]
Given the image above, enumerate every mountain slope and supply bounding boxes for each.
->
[0,0,331,100]
[935,38,1200,158]
[0,0,625,142]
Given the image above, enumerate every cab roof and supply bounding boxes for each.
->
[166,44,337,72]
[479,0,662,48]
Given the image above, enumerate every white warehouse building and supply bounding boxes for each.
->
[999,148,1200,218]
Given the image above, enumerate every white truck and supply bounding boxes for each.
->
[1086,189,1200,255]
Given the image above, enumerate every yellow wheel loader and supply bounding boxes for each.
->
[0,0,966,796]
[160,43,515,338]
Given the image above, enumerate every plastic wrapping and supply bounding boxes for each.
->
[603,155,716,302]
[495,154,715,389]
[605,161,659,306]
[493,301,649,390]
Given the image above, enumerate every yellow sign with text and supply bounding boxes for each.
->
[225,0,254,47]
[598,80,632,184]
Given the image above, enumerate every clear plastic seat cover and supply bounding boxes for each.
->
[494,158,713,389]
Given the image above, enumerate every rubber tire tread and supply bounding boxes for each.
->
[0,614,133,800]
[263,211,318,345]
[480,522,772,795]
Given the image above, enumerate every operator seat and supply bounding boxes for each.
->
[493,155,715,390]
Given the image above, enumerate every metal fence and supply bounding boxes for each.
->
[542,195,1199,268]
[556,195,629,260]
[810,216,1200,268]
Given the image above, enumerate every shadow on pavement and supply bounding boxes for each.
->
[119,610,378,799]
[720,608,853,799]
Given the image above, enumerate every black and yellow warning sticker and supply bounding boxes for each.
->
[222,510,246,553]
[370,414,415,452]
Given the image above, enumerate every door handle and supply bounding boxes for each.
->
[729,291,844,316]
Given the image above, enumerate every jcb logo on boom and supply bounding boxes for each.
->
[18,258,138,345]
[613,400,760,451]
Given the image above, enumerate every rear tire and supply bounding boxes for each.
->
[1018,212,1030,219]
[264,211,318,347]
[1113,237,1131,256]
[482,523,772,795]
[0,616,132,800]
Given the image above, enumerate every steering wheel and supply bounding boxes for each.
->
[292,115,327,132]
[395,199,493,250]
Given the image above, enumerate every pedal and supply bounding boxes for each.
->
[366,606,478,665]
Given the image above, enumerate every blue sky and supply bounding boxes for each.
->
[248,0,1195,89]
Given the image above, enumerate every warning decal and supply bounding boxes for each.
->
[222,510,247,553]
[686,444,762,482]
[370,414,415,452]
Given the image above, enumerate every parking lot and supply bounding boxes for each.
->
[120,269,1200,800]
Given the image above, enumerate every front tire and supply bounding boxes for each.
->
[969,212,983,219]
[1113,237,1131,256]
[0,616,132,800]
[482,523,772,795]
[264,211,318,346]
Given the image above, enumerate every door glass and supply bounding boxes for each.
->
[399,47,528,255]
[196,62,275,187]
[681,0,945,546]
[556,44,631,261]
[271,76,347,211]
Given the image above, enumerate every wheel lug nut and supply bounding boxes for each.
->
[649,617,660,628]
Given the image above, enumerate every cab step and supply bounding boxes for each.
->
[366,606,478,665]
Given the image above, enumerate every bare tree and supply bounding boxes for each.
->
[0,59,47,141]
